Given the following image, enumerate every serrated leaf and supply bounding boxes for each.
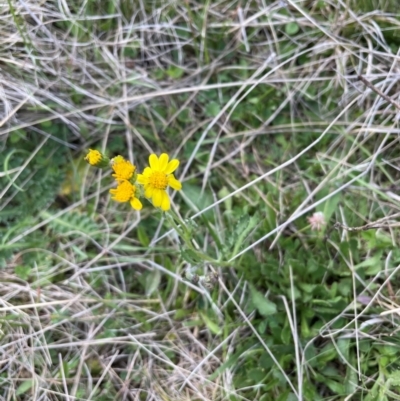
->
[180,248,201,264]
[388,371,400,387]
[227,212,260,257]
[15,265,31,280]
[250,286,277,316]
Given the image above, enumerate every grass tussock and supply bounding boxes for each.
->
[1,0,400,400]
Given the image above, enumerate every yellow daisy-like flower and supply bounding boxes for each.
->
[111,155,136,181]
[110,180,142,210]
[137,153,182,211]
[84,149,109,167]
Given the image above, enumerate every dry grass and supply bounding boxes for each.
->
[1,0,400,400]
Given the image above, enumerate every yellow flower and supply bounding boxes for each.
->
[84,149,110,167]
[137,153,182,211]
[111,155,125,164]
[111,155,136,181]
[110,180,142,210]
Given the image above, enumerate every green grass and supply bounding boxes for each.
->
[1,0,400,400]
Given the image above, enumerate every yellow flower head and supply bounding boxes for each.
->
[137,153,182,211]
[111,155,136,181]
[84,149,110,167]
[110,180,142,210]
[111,155,125,165]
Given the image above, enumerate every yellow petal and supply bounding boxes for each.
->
[165,159,179,174]
[159,153,169,171]
[85,149,102,166]
[149,154,159,170]
[130,197,143,210]
[160,191,170,211]
[109,181,134,202]
[137,174,146,185]
[168,175,182,190]
[152,189,163,207]
[143,167,152,177]
[145,186,154,198]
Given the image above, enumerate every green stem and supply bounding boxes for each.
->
[166,210,230,267]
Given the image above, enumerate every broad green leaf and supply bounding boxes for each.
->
[205,101,221,117]
[285,22,299,35]
[166,66,184,79]
[324,378,345,394]
[250,286,277,316]
[16,380,34,395]
[320,193,341,224]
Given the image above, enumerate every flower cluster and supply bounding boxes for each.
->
[85,150,181,211]
[307,211,326,231]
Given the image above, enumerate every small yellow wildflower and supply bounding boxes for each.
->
[84,149,110,167]
[110,180,142,210]
[137,153,182,211]
[111,155,136,181]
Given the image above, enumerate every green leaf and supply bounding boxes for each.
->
[166,66,184,79]
[285,22,300,35]
[218,186,232,211]
[208,350,241,381]
[264,192,277,231]
[16,379,34,395]
[247,368,265,383]
[286,394,299,401]
[200,313,222,335]
[137,226,150,247]
[15,265,31,280]
[345,362,358,394]
[375,230,393,246]
[205,101,221,117]
[180,248,202,264]
[250,286,277,316]
[281,322,291,345]
[145,269,161,296]
[324,378,344,394]
[226,212,260,257]
[182,184,214,219]
[301,313,311,338]
[388,371,400,387]
[320,193,341,227]
[379,345,399,356]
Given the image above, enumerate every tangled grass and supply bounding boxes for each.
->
[1,0,400,400]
